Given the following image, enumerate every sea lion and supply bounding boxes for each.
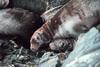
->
[30,0,100,52]
[0,8,43,48]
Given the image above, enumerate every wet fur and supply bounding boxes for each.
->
[0,8,43,48]
[30,0,100,51]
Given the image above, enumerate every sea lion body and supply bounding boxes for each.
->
[0,8,34,37]
[0,8,43,48]
[30,0,100,52]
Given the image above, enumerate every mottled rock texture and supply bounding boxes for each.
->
[62,27,100,67]
[38,52,66,67]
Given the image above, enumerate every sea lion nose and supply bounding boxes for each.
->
[30,42,40,52]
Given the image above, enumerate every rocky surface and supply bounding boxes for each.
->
[0,39,38,67]
[38,52,66,67]
[0,39,69,67]
[62,27,100,67]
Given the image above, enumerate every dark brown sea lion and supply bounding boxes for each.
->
[30,0,100,52]
[0,8,43,48]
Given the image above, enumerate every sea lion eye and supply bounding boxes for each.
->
[81,24,88,32]
[36,36,40,40]
[36,33,41,40]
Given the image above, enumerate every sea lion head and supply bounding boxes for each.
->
[30,28,49,52]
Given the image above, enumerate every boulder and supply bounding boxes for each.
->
[38,52,66,67]
[62,27,100,67]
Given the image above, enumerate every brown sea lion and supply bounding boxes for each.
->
[30,0,100,52]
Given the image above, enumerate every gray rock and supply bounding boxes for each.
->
[38,52,58,67]
[0,39,37,67]
[38,52,67,67]
[62,27,100,67]
[39,56,58,67]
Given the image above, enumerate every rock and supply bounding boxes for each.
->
[0,8,43,48]
[0,0,9,9]
[62,27,100,67]
[0,39,16,61]
[39,55,58,67]
[44,0,69,9]
[8,0,69,14]
[38,52,66,67]
[0,64,15,67]
[0,39,38,67]
[0,39,18,65]
[49,39,74,52]
[39,52,54,63]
